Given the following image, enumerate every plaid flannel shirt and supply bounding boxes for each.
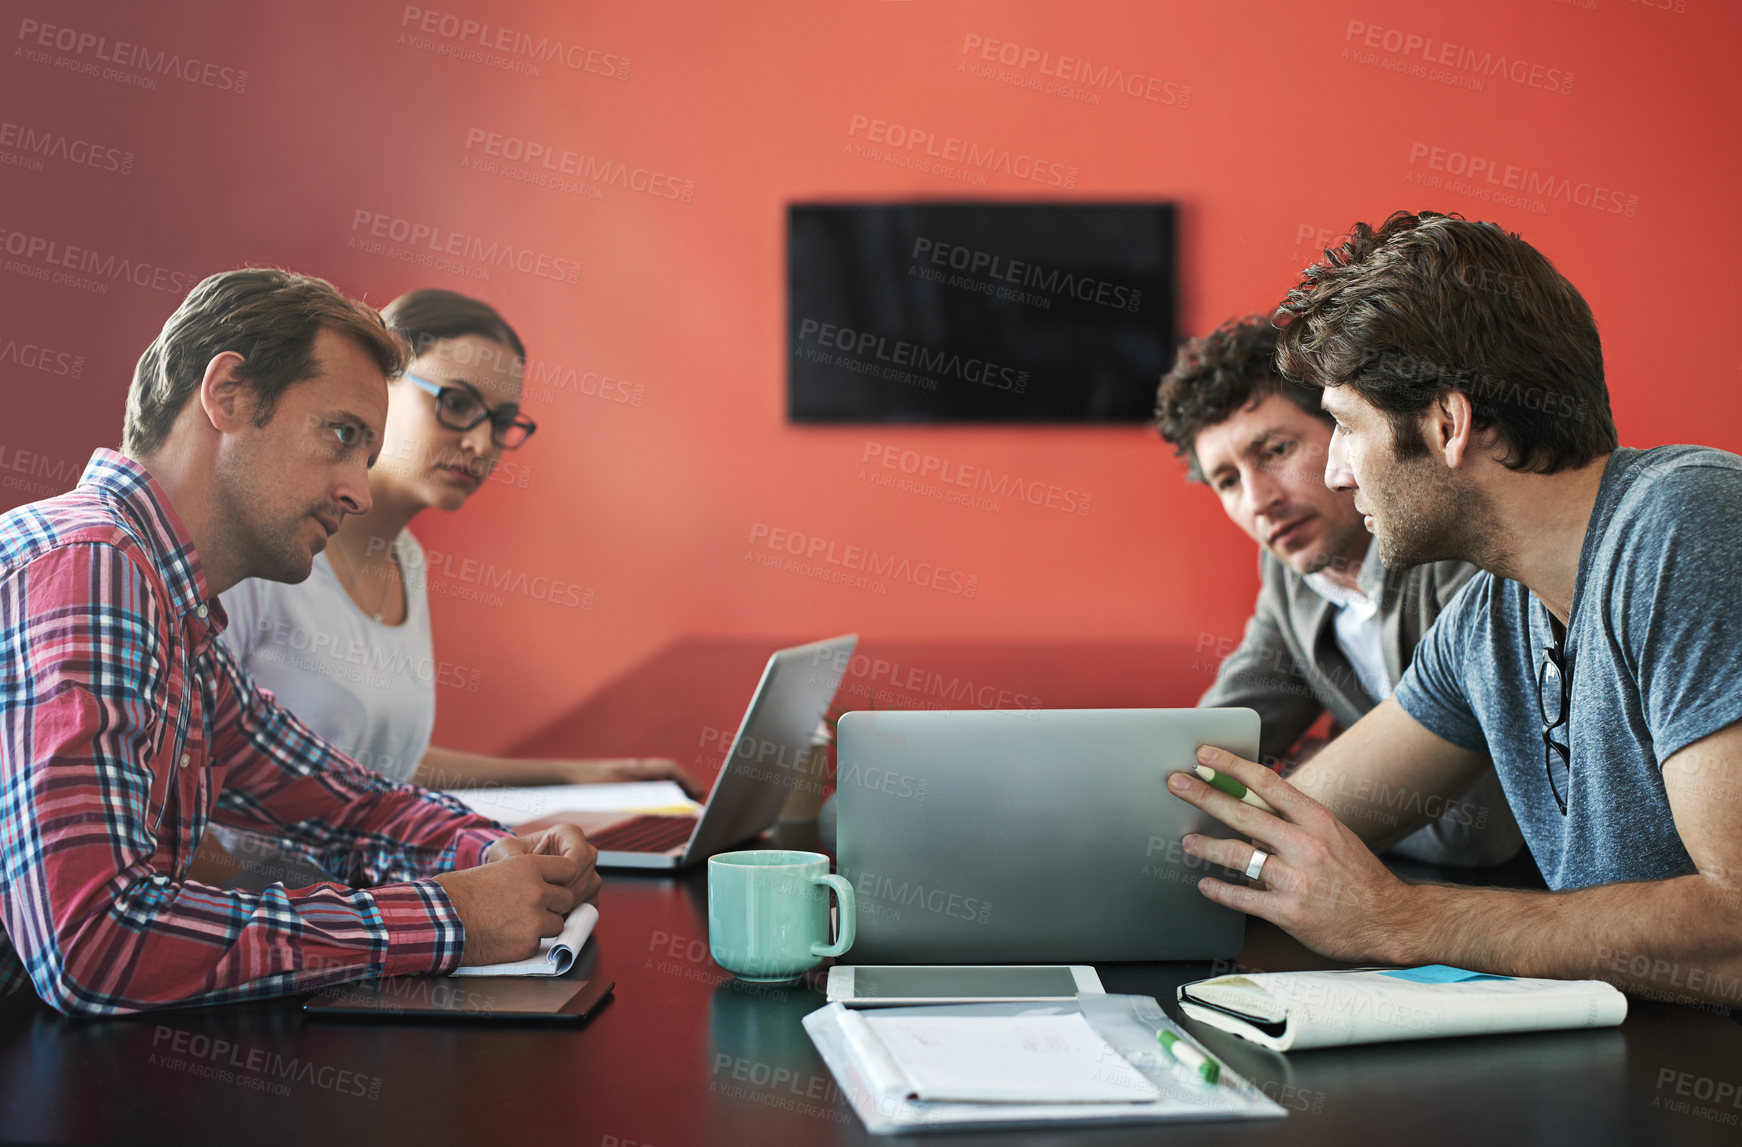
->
[0,450,511,1015]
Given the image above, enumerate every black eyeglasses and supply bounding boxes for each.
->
[405,373,537,449]
[1537,636,1572,816]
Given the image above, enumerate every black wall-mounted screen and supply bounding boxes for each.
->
[788,202,1176,423]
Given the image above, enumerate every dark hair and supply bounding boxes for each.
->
[1155,315,1331,482]
[1274,211,1617,474]
[124,269,408,458]
[380,289,526,366]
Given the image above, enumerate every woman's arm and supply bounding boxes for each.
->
[413,745,706,799]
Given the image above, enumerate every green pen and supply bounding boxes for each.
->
[1157,1029,1220,1085]
[1195,765,1276,814]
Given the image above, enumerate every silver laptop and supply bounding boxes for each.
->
[577,635,857,869]
[836,707,1258,962]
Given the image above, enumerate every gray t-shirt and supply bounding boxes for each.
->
[1394,445,1742,891]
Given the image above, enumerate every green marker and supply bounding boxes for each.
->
[1157,1029,1220,1085]
[1195,764,1276,813]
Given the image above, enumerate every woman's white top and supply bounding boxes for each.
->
[218,531,435,784]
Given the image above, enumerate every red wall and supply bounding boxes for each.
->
[6,0,1739,754]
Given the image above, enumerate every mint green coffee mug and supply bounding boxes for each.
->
[708,850,856,982]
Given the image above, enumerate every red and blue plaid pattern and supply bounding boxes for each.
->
[0,450,510,1015]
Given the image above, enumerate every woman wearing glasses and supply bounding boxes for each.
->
[217,289,700,798]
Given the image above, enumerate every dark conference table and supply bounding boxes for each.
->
[2,639,1739,1146]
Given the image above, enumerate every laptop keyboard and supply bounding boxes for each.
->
[590,814,697,853]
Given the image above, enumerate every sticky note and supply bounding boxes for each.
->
[1380,965,1513,984]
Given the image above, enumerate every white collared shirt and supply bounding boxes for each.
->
[1303,535,1392,704]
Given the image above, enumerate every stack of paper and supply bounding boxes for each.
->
[804,994,1285,1134]
[444,781,698,825]
[838,1010,1160,1104]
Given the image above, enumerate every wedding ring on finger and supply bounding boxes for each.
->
[1244,848,1270,882]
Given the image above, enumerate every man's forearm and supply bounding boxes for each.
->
[1388,874,1742,1009]
[6,873,468,1016]
[214,681,510,881]
[1291,767,1435,853]
[1286,698,1491,852]
[219,773,508,885]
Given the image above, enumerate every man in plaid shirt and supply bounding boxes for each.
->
[0,270,600,1016]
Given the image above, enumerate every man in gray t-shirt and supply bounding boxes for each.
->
[1396,445,1742,891]
[1165,212,1742,1012]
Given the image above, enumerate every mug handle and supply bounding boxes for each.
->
[809,873,856,958]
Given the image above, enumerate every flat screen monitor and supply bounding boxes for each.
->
[788,202,1176,423]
